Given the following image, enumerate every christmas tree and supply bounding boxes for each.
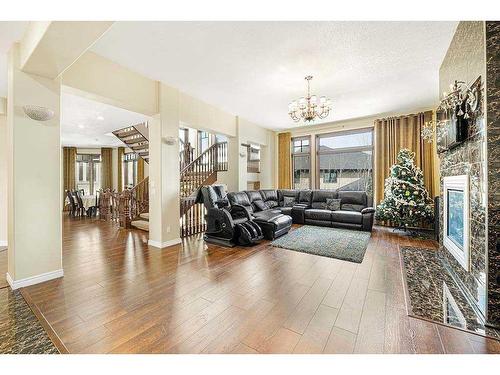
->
[375,148,434,229]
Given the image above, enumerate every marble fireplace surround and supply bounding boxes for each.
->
[438,21,488,323]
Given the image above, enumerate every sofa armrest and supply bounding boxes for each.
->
[291,205,306,224]
[230,204,252,220]
[361,207,375,231]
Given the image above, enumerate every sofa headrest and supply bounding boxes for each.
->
[311,190,337,203]
[259,189,278,202]
[277,189,299,204]
[196,185,221,209]
[227,191,252,211]
[338,191,367,212]
[298,190,313,205]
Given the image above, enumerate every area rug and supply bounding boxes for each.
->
[0,288,59,354]
[271,225,371,263]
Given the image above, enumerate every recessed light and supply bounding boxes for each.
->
[78,124,85,129]
[97,115,104,121]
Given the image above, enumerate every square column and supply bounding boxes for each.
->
[148,83,181,248]
[6,43,63,288]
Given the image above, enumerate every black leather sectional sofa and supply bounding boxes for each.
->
[227,189,375,232]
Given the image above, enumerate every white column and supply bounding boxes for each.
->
[6,43,63,288]
[148,83,181,248]
[0,104,7,247]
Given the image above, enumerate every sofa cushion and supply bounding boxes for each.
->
[245,190,266,212]
[279,207,292,216]
[298,190,313,206]
[260,189,279,209]
[326,198,341,211]
[283,196,296,207]
[311,190,337,209]
[228,191,253,212]
[338,191,367,212]
[305,209,332,221]
[278,189,299,207]
[331,210,362,224]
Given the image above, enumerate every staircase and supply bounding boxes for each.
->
[180,142,228,237]
[113,120,228,235]
[113,122,149,164]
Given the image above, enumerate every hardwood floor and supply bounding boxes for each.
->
[19,216,500,354]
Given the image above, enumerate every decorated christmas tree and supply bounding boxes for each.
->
[375,148,434,229]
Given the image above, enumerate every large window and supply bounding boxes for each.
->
[316,129,373,193]
[123,152,138,190]
[76,154,101,195]
[292,136,311,189]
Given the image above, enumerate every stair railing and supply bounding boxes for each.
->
[180,141,228,198]
[118,176,149,228]
[179,142,227,237]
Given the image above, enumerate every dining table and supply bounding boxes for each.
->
[65,194,96,210]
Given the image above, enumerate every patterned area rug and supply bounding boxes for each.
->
[0,288,59,354]
[271,225,371,263]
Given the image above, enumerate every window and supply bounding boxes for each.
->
[198,131,210,155]
[292,136,311,189]
[123,152,138,190]
[76,154,101,195]
[316,129,373,193]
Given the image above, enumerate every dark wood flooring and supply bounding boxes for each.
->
[18,216,500,353]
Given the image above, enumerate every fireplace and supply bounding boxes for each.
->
[443,175,470,271]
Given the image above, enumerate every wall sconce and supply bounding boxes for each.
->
[163,136,177,145]
[23,105,55,121]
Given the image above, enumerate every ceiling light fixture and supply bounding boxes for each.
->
[97,115,104,121]
[288,76,332,123]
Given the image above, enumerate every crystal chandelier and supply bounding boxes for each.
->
[288,76,332,122]
[438,80,479,119]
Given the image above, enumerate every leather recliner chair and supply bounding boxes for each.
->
[195,185,264,247]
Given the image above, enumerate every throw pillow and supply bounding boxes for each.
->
[283,196,295,207]
[326,198,341,211]
[253,200,267,211]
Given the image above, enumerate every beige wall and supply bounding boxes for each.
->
[7,43,62,283]
[0,114,7,246]
[148,83,181,248]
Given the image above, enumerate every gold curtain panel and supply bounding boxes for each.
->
[374,111,436,207]
[117,147,125,192]
[62,147,76,207]
[278,132,292,189]
[100,148,113,190]
[137,158,145,182]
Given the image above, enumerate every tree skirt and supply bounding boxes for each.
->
[271,225,371,263]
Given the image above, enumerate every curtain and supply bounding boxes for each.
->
[62,147,76,207]
[101,148,113,190]
[117,147,125,192]
[137,157,145,182]
[278,132,292,189]
[374,111,436,207]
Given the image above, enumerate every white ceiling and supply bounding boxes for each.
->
[0,21,28,97]
[91,21,458,129]
[61,92,149,148]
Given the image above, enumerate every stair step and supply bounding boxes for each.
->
[139,213,149,220]
[131,220,149,231]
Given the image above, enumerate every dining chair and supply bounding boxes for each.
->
[74,190,86,217]
[66,190,78,217]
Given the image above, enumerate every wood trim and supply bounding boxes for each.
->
[20,288,70,354]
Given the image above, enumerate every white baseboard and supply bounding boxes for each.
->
[0,240,7,247]
[148,238,182,249]
[6,269,64,290]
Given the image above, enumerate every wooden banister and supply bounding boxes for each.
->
[118,176,149,228]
